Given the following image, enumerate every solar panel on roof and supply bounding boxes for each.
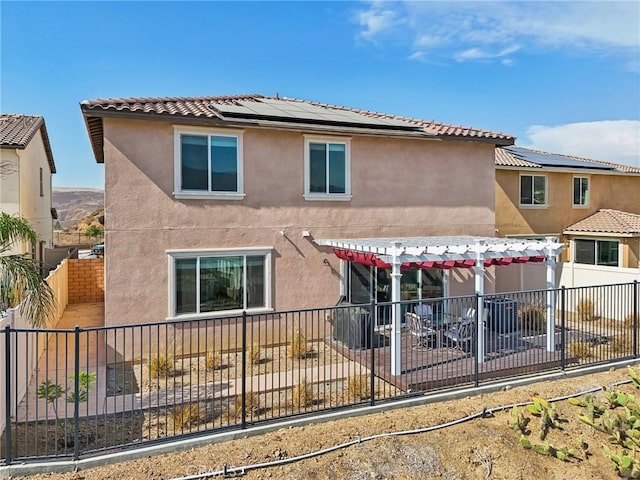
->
[209,98,420,131]
[506,146,613,170]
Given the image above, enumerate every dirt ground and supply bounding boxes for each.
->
[21,365,638,480]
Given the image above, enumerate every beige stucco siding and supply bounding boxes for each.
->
[103,118,496,326]
[0,131,53,256]
[496,168,640,266]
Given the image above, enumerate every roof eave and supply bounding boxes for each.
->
[563,230,639,238]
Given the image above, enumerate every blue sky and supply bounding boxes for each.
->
[2,1,639,189]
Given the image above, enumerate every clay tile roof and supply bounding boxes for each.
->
[496,146,640,174]
[81,94,515,163]
[564,209,640,235]
[0,114,56,173]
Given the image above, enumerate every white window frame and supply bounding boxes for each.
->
[572,176,590,207]
[173,125,245,200]
[519,173,547,207]
[167,247,272,320]
[572,237,621,267]
[303,135,352,201]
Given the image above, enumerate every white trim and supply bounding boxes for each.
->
[518,173,547,207]
[571,237,621,267]
[168,247,272,318]
[173,126,244,198]
[303,135,351,200]
[572,175,590,207]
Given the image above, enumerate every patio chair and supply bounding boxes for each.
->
[406,312,435,348]
[443,318,475,352]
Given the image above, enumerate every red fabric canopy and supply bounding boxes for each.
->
[332,248,545,270]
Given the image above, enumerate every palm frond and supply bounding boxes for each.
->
[0,213,37,255]
[0,253,56,328]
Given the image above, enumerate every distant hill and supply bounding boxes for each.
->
[52,188,104,228]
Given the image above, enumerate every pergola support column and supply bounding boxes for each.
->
[390,242,403,376]
[474,241,486,363]
[546,237,557,352]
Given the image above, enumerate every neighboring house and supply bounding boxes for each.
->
[81,94,514,326]
[563,209,640,269]
[495,146,640,263]
[0,114,57,267]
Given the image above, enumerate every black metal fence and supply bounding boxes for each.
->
[1,281,638,464]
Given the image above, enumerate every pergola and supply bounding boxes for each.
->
[315,236,565,375]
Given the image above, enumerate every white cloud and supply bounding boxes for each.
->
[355,2,399,40]
[355,1,640,66]
[521,120,640,168]
[453,45,520,62]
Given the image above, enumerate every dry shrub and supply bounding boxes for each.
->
[206,350,222,370]
[518,304,546,333]
[612,335,632,355]
[169,403,201,430]
[248,343,262,365]
[292,379,314,408]
[348,375,371,402]
[149,352,174,378]
[567,341,592,360]
[288,331,308,359]
[576,298,595,322]
[235,391,261,418]
[625,313,637,329]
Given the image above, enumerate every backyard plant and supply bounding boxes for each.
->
[0,212,56,327]
[629,366,640,389]
[527,397,560,440]
[169,403,202,431]
[84,224,104,241]
[576,298,596,322]
[347,374,371,402]
[149,351,175,378]
[288,330,309,360]
[568,394,605,421]
[603,446,640,479]
[508,405,530,435]
[567,341,593,360]
[235,391,261,418]
[36,372,96,447]
[519,436,576,462]
[206,350,222,370]
[518,303,546,333]
[292,379,315,408]
[248,343,262,365]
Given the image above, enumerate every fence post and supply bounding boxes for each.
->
[634,281,639,359]
[73,326,80,461]
[474,293,480,388]
[4,325,12,464]
[370,299,376,407]
[241,311,247,429]
[560,287,566,370]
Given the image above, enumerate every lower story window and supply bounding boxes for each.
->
[170,249,271,316]
[574,239,619,266]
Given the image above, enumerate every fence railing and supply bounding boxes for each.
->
[1,281,638,464]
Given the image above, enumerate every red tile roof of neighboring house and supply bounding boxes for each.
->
[564,209,640,235]
[496,146,640,174]
[0,114,56,173]
[80,94,515,163]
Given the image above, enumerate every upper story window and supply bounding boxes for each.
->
[573,176,589,206]
[304,136,351,201]
[574,239,620,266]
[173,126,244,200]
[168,248,272,319]
[39,167,44,197]
[520,174,546,206]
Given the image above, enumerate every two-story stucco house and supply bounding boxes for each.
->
[495,146,640,268]
[0,114,57,267]
[81,94,515,327]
